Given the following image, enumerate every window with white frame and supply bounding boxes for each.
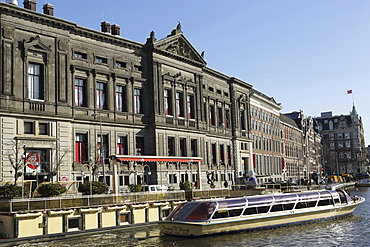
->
[28,63,44,100]
[96,82,106,109]
[116,85,126,112]
[75,78,86,107]
[134,88,142,114]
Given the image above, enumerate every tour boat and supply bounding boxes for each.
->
[356,179,370,187]
[159,189,365,237]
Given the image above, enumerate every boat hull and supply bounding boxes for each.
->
[159,201,362,237]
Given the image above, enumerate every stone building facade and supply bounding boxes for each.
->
[0,1,254,191]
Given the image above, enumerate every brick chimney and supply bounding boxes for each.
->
[43,3,54,16]
[111,24,121,36]
[23,0,37,11]
[100,21,111,33]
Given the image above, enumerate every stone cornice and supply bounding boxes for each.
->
[0,3,143,50]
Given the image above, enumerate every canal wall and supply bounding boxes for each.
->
[0,200,182,239]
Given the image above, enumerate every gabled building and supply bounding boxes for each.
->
[315,105,366,175]
[283,111,322,183]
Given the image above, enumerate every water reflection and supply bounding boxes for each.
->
[10,187,370,247]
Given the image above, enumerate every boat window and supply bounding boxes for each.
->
[256,205,270,214]
[243,207,257,215]
[229,209,243,217]
[185,202,216,221]
[166,202,200,220]
[306,201,317,207]
[270,204,284,212]
[295,202,307,209]
[336,190,347,204]
[217,198,247,209]
[283,203,295,210]
[212,209,243,219]
[247,196,273,206]
[213,210,228,219]
[317,199,333,206]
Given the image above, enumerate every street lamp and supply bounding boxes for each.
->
[91,113,106,184]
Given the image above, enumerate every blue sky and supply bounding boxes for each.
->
[16,0,370,142]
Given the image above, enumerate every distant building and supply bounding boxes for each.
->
[283,111,322,183]
[315,105,367,175]
[280,114,304,182]
[250,89,283,184]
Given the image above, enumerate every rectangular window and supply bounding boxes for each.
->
[241,110,246,130]
[75,133,88,163]
[211,143,217,164]
[117,136,127,155]
[68,218,81,231]
[218,107,223,127]
[180,138,187,157]
[176,92,184,117]
[220,144,225,163]
[227,146,231,165]
[28,63,44,100]
[74,52,87,59]
[39,123,48,135]
[225,108,230,128]
[134,88,142,114]
[134,65,143,71]
[209,105,215,125]
[169,174,177,184]
[136,136,144,155]
[187,95,195,119]
[115,61,126,68]
[75,78,86,107]
[191,139,197,157]
[98,134,109,163]
[96,82,106,109]
[164,89,173,116]
[116,85,126,112]
[24,122,34,134]
[95,56,107,63]
[168,137,175,156]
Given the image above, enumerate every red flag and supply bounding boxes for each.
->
[347,89,352,94]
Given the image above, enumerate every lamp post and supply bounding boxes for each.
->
[92,113,106,184]
[21,152,26,199]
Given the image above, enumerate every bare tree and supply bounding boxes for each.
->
[50,147,70,182]
[7,139,26,185]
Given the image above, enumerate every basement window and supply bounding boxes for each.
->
[68,217,81,231]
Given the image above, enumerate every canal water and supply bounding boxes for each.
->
[10,187,370,247]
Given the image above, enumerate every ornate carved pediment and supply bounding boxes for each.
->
[155,35,206,65]
[24,35,52,52]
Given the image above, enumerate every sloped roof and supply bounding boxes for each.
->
[280,114,299,128]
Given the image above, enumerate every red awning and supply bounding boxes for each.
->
[114,155,203,163]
